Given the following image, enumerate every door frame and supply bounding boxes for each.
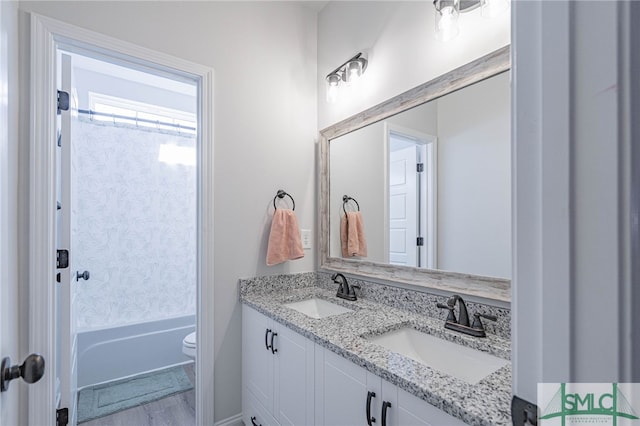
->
[0,0,7,419]
[383,123,437,269]
[29,13,214,425]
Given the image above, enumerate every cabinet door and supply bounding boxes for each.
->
[274,324,315,426]
[243,306,275,413]
[316,348,370,426]
[367,373,397,426]
[395,387,467,426]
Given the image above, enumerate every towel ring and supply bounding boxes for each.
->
[274,190,295,211]
[342,195,360,215]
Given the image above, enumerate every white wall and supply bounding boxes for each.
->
[74,68,196,115]
[329,122,386,262]
[17,1,317,422]
[0,2,22,425]
[318,1,510,129]
[386,102,438,134]
[436,72,511,278]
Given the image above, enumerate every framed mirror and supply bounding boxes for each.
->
[319,46,511,301]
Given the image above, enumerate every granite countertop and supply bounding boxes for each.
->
[240,285,512,426]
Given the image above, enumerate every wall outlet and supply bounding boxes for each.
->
[301,229,312,250]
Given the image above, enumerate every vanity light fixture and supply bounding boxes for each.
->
[325,52,368,103]
[433,0,509,41]
[434,0,461,42]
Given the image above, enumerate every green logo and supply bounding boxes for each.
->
[540,383,639,425]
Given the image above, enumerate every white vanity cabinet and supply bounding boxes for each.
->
[314,346,467,426]
[314,346,389,425]
[243,304,471,426]
[242,306,315,426]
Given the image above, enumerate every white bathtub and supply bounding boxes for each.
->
[77,315,195,388]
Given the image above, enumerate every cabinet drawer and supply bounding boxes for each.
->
[243,387,279,426]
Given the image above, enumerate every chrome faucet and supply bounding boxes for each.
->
[436,294,496,338]
[332,273,360,301]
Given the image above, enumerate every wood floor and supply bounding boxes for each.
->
[79,364,196,426]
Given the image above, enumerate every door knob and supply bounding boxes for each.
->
[76,270,90,281]
[1,353,45,392]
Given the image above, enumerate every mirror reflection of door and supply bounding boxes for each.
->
[386,127,436,268]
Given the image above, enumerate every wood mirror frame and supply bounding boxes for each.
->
[318,46,511,302]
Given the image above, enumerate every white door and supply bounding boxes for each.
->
[0,2,28,423]
[57,52,79,425]
[389,145,418,266]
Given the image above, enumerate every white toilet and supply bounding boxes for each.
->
[182,331,196,359]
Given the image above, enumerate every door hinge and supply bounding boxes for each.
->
[56,407,69,426]
[416,237,424,246]
[57,90,69,115]
[416,163,424,173]
[511,395,538,425]
[57,249,69,269]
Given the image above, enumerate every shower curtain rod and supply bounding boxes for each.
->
[76,108,197,132]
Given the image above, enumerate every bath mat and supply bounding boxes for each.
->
[77,365,193,423]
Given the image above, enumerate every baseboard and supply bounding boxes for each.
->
[214,413,243,426]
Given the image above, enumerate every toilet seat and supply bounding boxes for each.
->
[183,332,196,359]
[183,332,196,348]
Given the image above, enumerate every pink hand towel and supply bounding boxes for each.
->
[340,211,367,257]
[266,209,305,266]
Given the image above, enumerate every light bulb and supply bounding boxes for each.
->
[326,74,341,103]
[434,0,460,42]
[344,60,363,86]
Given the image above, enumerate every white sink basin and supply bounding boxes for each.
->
[367,327,508,384]
[284,298,353,319]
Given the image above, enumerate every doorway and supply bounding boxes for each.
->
[386,126,436,269]
[30,15,214,425]
[56,49,198,425]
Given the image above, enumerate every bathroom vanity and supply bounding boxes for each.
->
[240,46,513,426]
[240,273,511,426]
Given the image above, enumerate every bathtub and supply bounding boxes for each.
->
[77,314,195,388]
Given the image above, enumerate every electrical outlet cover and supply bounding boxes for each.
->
[301,229,312,249]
